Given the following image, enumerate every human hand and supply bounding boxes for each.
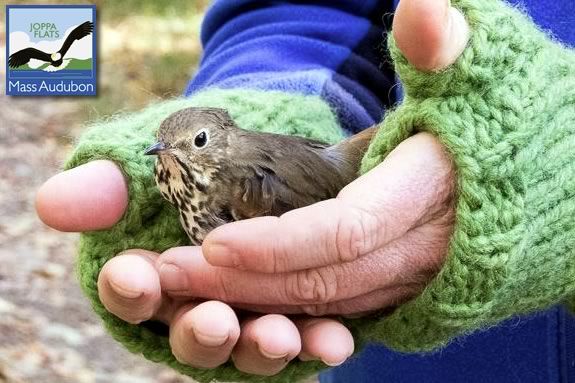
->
[136,0,465,339]
[157,132,455,317]
[36,0,468,376]
[36,160,355,375]
[35,133,453,377]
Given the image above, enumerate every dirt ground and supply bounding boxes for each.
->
[0,1,207,382]
[0,90,201,383]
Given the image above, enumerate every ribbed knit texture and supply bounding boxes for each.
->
[359,0,575,351]
[66,0,575,381]
[66,88,344,383]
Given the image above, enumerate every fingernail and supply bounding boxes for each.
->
[204,243,236,267]
[107,279,144,299]
[192,328,229,347]
[258,346,289,360]
[159,263,189,291]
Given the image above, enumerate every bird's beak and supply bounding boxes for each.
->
[144,141,166,155]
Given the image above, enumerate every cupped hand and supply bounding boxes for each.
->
[37,0,468,376]
[37,160,355,375]
[158,132,455,318]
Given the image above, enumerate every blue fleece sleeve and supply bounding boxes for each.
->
[185,0,396,134]
[511,0,575,46]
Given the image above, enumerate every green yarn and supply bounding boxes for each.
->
[360,0,575,351]
[66,0,575,380]
[66,88,343,383]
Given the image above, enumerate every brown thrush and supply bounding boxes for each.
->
[145,107,376,245]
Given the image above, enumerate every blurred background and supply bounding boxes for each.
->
[0,0,209,381]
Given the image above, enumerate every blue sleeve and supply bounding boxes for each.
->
[186,0,574,135]
[510,0,574,47]
[185,0,396,134]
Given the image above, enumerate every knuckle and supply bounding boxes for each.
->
[285,267,338,304]
[214,270,234,302]
[268,215,299,273]
[334,207,380,262]
[269,242,289,273]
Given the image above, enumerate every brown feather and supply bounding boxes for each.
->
[150,107,377,243]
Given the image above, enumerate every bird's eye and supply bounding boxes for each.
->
[194,129,209,148]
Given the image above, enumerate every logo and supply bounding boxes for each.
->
[6,5,96,96]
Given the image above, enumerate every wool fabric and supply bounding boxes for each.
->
[360,0,575,351]
[66,89,344,383]
[66,0,575,381]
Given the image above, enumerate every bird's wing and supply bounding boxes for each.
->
[228,132,351,219]
[58,21,93,57]
[8,47,52,68]
[229,163,310,219]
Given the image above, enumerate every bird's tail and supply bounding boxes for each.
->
[334,126,378,164]
[323,126,378,181]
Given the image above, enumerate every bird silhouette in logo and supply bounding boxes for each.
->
[8,21,93,69]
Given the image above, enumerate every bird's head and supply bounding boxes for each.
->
[50,52,62,62]
[145,107,236,195]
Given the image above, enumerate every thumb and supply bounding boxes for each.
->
[393,0,470,71]
[36,160,128,232]
[202,133,454,273]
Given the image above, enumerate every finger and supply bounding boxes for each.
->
[296,319,354,367]
[203,133,454,273]
[158,229,437,306]
[36,160,128,232]
[169,301,240,369]
[98,251,162,324]
[393,0,470,71]
[232,315,301,376]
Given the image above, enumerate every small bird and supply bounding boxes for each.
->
[8,21,93,69]
[145,107,376,245]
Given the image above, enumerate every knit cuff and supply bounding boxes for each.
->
[359,0,575,351]
[66,88,345,383]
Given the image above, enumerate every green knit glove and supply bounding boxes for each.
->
[66,88,346,383]
[67,0,575,380]
[358,0,575,351]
